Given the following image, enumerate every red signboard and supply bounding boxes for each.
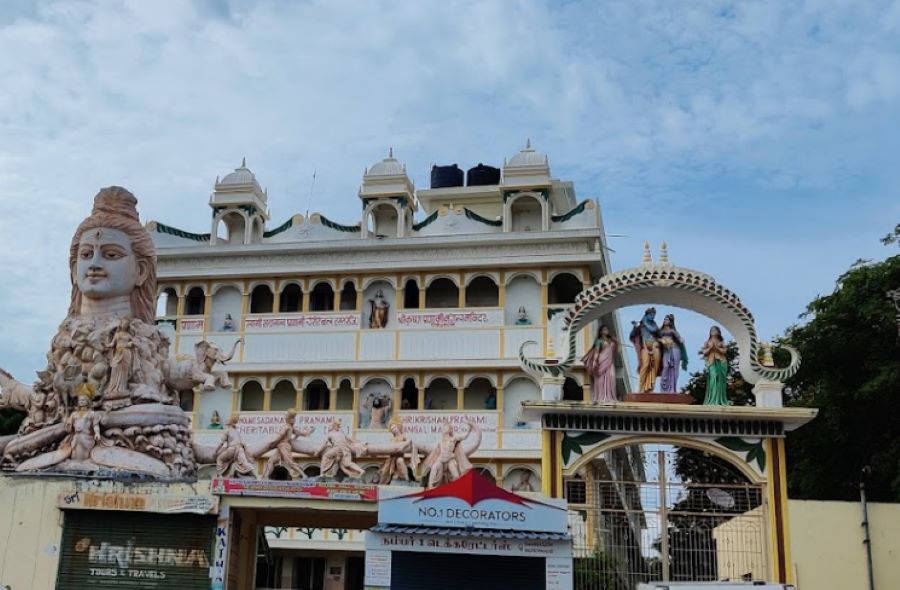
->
[210,478,378,502]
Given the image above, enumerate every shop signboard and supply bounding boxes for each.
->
[210,477,378,502]
[378,470,567,533]
[58,490,218,514]
[57,511,214,590]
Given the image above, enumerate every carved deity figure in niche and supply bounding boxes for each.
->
[511,469,536,492]
[1,187,196,479]
[659,314,688,393]
[368,289,389,328]
[581,324,618,403]
[378,416,417,484]
[515,305,531,325]
[702,326,729,405]
[222,313,235,332]
[629,307,661,393]
[262,409,313,479]
[316,419,367,478]
[215,413,257,478]
[363,392,393,429]
[423,419,478,488]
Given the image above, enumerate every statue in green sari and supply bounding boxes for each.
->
[702,326,729,405]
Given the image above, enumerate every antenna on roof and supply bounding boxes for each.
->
[305,168,317,218]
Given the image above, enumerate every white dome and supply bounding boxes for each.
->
[506,139,548,168]
[219,159,256,185]
[366,148,406,176]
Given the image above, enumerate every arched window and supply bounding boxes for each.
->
[463,377,495,410]
[184,287,206,316]
[502,377,540,428]
[425,377,456,410]
[309,282,335,311]
[548,273,583,304]
[157,287,178,317]
[401,378,419,409]
[505,274,540,325]
[562,377,583,401]
[369,203,399,238]
[510,195,543,232]
[240,381,264,411]
[425,278,459,308]
[403,279,420,309]
[270,380,297,411]
[465,276,499,307]
[339,283,357,311]
[220,211,246,245]
[250,284,274,314]
[304,379,330,411]
[335,379,354,410]
[279,284,302,313]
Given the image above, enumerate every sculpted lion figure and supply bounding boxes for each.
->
[165,339,241,395]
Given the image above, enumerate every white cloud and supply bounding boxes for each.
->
[0,0,897,379]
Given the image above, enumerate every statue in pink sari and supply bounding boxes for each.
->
[581,324,618,402]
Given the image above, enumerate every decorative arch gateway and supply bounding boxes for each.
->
[520,243,801,406]
[518,245,817,587]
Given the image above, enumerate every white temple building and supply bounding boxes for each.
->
[148,142,630,586]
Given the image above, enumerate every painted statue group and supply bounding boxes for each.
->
[0,187,481,487]
[581,307,730,405]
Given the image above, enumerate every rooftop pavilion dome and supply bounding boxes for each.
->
[502,139,552,189]
[505,138,549,168]
[218,157,259,187]
[365,148,407,176]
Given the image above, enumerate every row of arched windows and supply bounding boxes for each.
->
[161,272,585,317]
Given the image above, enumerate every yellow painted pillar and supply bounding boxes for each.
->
[417,375,425,410]
[301,281,310,312]
[231,387,239,413]
[456,385,465,410]
[273,280,281,313]
[203,290,212,335]
[418,281,426,309]
[498,271,506,307]
[541,429,553,496]
[458,275,466,308]
[351,387,361,428]
[765,438,793,585]
[333,283,341,311]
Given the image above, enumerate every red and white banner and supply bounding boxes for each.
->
[210,478,378,502]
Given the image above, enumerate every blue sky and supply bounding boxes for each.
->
[0,0,898,383]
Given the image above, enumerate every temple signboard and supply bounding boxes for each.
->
[244,313,359,331]
[396,309,502,329]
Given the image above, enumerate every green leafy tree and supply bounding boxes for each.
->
[783,252,900,501]
[0,409,24,436]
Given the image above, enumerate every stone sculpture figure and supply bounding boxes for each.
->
[164,339,242,397]
[363,393,393,429]
[0,369,32,411]
[422,419,479,488]
[368,290,389,329]
[515,306,532,325]
[1,187,196,479]
[581,324,618,402]
[262,409,313,479]
[511,469,536,492]
[629,307,661,393]
[659,314,688,393]
[215,414,257,478]
[702,326,729,405]
[377,416,417,484]
[315,419,367,478]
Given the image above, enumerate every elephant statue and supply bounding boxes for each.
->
[0,368,33,411]
[165,339,241,395]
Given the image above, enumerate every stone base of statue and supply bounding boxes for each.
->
[624,392,695,404]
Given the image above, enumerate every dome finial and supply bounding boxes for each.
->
[525,138,532,150]
[241,156,246,168]
[388,146,394,158]
[642,241,653,265]
[660,241,669,264]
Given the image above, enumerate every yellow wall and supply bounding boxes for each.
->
[790,499,900,590]
[0,478,63,590]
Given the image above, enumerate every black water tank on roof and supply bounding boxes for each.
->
[430,164,464,188]
[466,163,501,186]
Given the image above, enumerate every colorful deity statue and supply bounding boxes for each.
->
[630,307,662,393]
[702,326,729,405]
[581,324,618,402]
[368,289,390,329]
[659,314,688,393]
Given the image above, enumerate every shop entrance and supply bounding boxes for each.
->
[221,498,377,590]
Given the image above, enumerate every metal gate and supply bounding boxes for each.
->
[568,443,767,589]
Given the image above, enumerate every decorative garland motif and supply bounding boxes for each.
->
[551,200,589,223]
[263,217,294,238]
[463,207,502,227]
[412,210,439,231]
[520,262,801,385]
[152,222,211,243]
[317,214,361,233]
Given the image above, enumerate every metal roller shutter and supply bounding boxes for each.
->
[390,551,545,590]
[57,509,215,590]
